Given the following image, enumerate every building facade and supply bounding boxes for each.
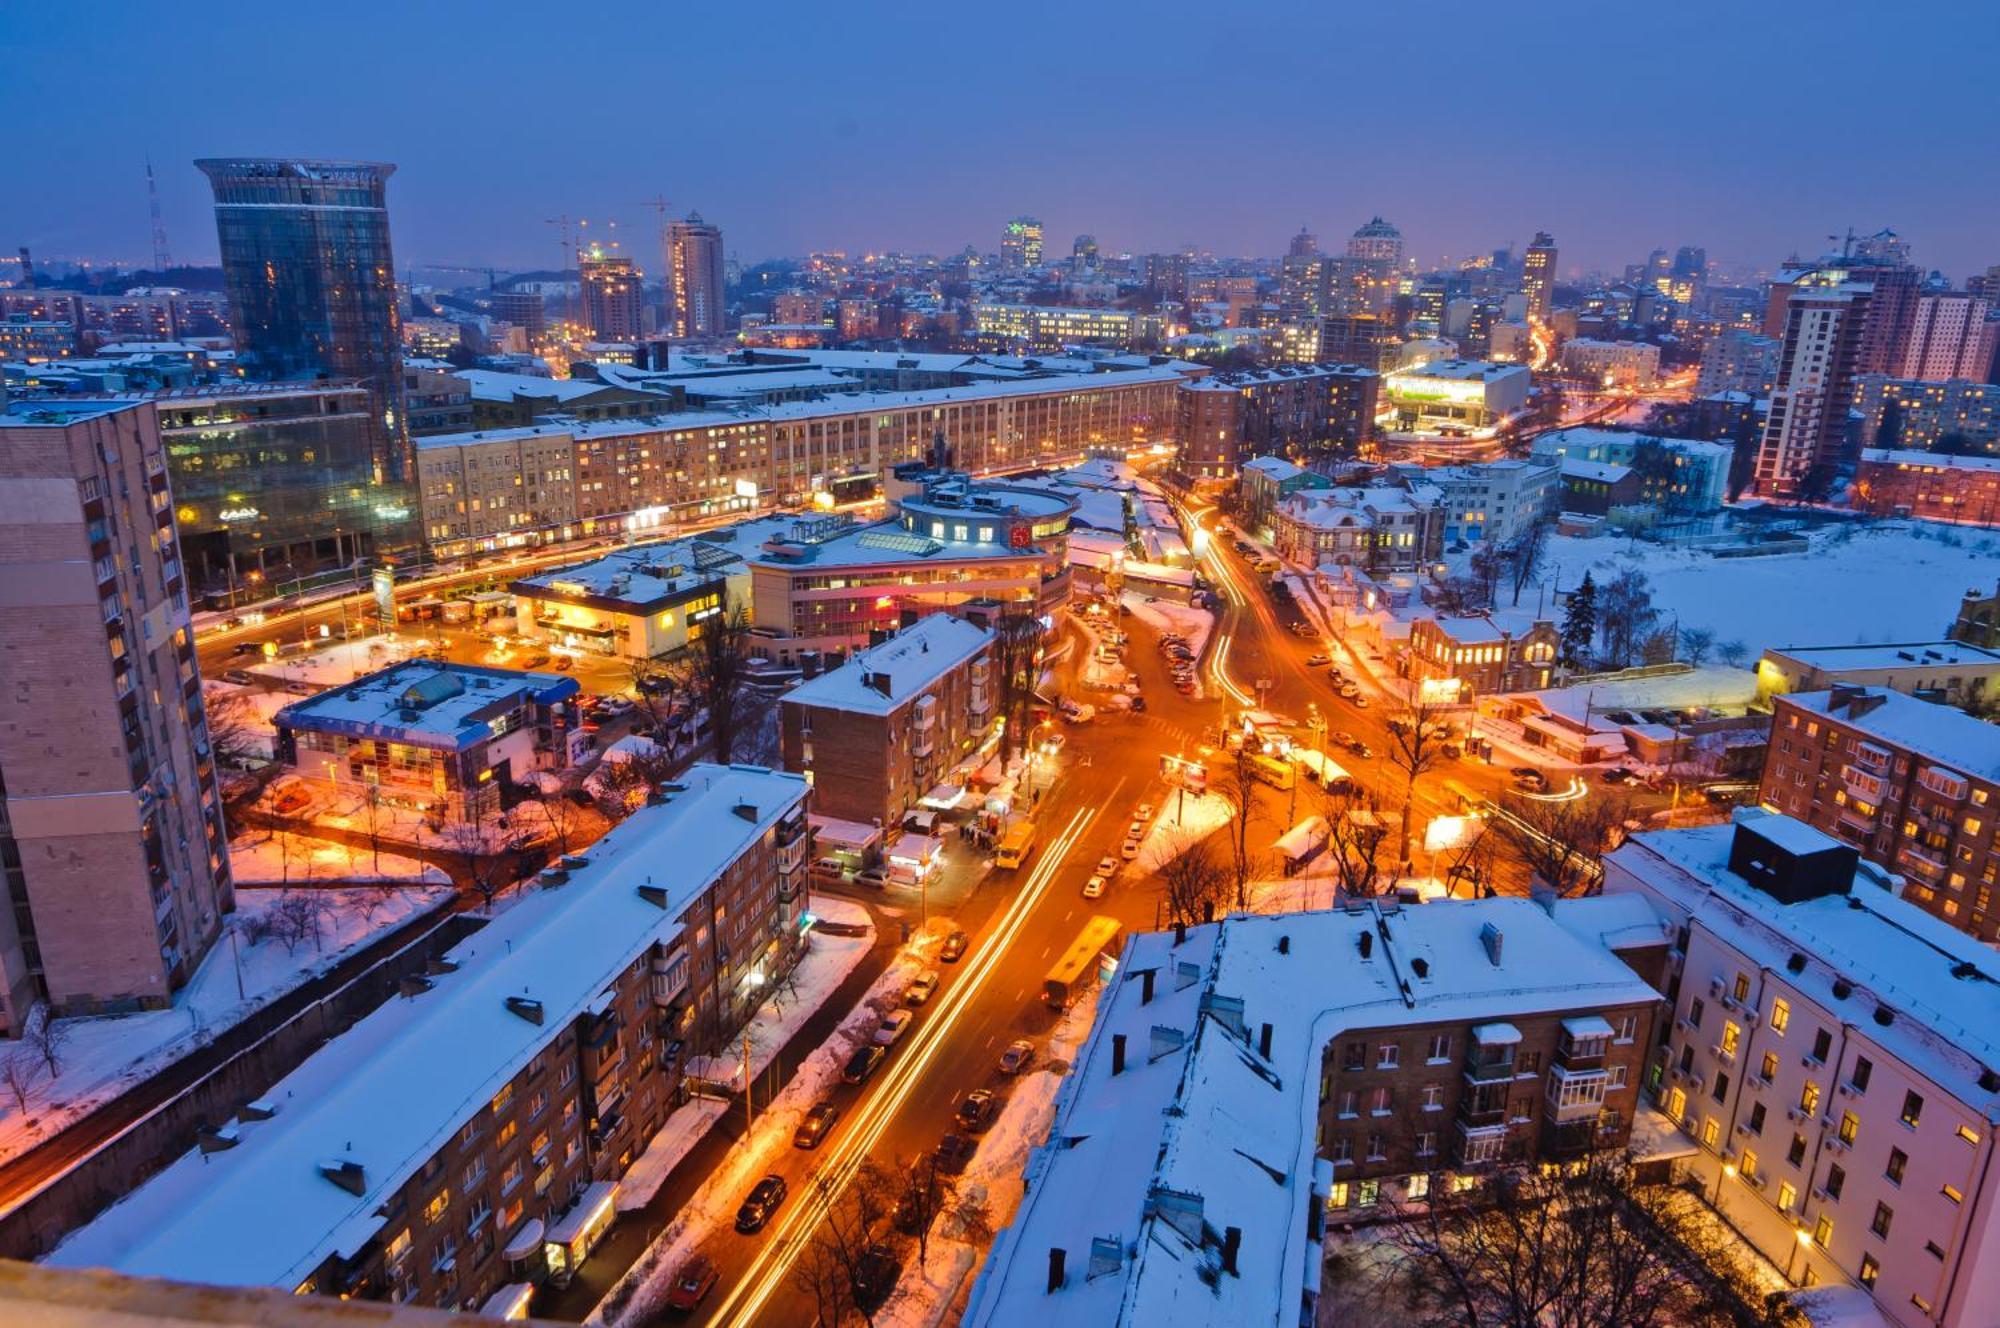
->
[1754,285,1870,499]
[780,614,995,832]
[509,540,753,660]
[1239,455,1333,527]
[1406,613,1561,699]
[578,251,643,342]
[1532,426,1734,514]
[1000,216,1044,270]
[1173,363,1379,479]
[1899,291,1996,383]
[1605,812,2000,1328]
[1697,328,1780,397]
[1760,687,2000,942]
[1269,483,1445,573]
[1418,458,1558,545]
[1382,359,1530,434]
[0,403,232,1029]
[1559,337,1660,388]
[1522,232,1558,322]
[1855,377,2000,457]
[1756,642,2000,710]
[1852,448,2000,526]
[53,764,810,1314]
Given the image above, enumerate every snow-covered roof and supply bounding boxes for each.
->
[1242,455,1308,482]
[1862,447,2000,475]
[966,898,1659,1328]
[1389,358,1527,382]
[1764,640,2000,672]
[1781,688,2000,783]
[1509,665,1759,721]
[454,368,638,404]
[1180,362,1376,392]
[51,763,809,1291]
[511,530,762,609]
[272,659,577,751]
[1610,812,2000,1120]
[783,613,991,716]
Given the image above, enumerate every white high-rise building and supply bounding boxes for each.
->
[1754,285,1869,498]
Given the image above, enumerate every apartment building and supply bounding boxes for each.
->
[1756,642,2000,710]
[0,402,232,1029]
[1174,363,1379,478]
[1697,328,1780,397]
[1408,457,1558,545]
[1530,426,1734,513]
[1269,481,1445,573]
[52,764,810,1314]
[1559,337,1661,388]
[1406,612,1561,700]
[1854,377,2000,456]
[780,613,995,832]
[972,303,1153,350]
[272,661,581,823]
[963,899,1660,1328]
[1238,454,1333,528]
[1760,688,2000,941]
[1600,811,2000,1328]
[1852,448,2000,526]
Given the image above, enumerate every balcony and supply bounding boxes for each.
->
[1917,765,1970,802]
[1840,765,1888,802]
[1897,844,1949,882]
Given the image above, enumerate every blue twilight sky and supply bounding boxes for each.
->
[4,0,1998,282]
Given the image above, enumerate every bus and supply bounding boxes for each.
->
[1043,916,1125,1008]
[995,820,1038,870]
[1248,752,1295,791]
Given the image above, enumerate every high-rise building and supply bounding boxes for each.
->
[1346,216,1403,265]
[1070,233,1099,273]
[1753,284,1870,498]
[194,157,413,559]
[666,212,726,339]
[1522,231,1558,323]
[488,288,546,346]
[0,401,232,1031]
[1000,215,1044,270]
[1696,327,1780,396]
[1899,290,1995,381]
[1142,252,1190,302]
[578,247,644,341]
[1287,225,1319,258]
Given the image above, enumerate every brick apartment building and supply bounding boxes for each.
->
[1760,687,2000,941]
[0,401,232,1030]
[1406,612,1561,700]
[1174,363,1379,479]
[780,613,996,832]
[1269,481,1446,573]
[1852,448,2000,526]
[52,764,809,1314]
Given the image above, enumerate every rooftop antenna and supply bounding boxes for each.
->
[145,157,173,273]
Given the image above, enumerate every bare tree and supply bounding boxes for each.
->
[1597,569,1659,670]
[1489,794,1632,898]
[1467,544,1506,608]
[1506,518,1554,607]
[1384,695,1455,872]
[203,687,268,771]
[792,1159,899,1328]
[438,817,510,912]
[1318,785,1392,899]
[531,788,588,857]
[896,1152,948,1271]
[1157,835,1230,926]
[22,1005,70,1080]
[685,591,755,764]
[266,890,336,955]
[0,1044,44,1113]
[358,783,386,877]
[625,657,675,737]
[1376,1145,1807,1328]
[1677,626,1717,667]
[1715,638,1750,667]
[1212,746,1263,909]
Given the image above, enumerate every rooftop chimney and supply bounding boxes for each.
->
[1112,1033,1127,1076]
[1357,930,1373,960]
[1258,1022,1273,1059]
[1480,922,1504,967]
[1046,1247,1066,1294]
[1141,967,1156,1004]
[1221,1226,1242,1277]
[319,1159,366,1196]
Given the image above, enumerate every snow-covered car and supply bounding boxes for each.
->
[874,1009,915,1047]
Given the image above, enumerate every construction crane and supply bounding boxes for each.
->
[644,195,674,335]
[145,157,173,273]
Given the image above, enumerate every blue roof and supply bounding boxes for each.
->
[274,660,579,752]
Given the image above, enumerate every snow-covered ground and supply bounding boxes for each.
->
[1123,592,1215,658]
[1135,790,1233,870]
[1528,521,1999,659]
[0,884,451,1177]
[598,911,930,1326]
[615,896,876,1214]
[240,633,434,691]
[227,830,449,886]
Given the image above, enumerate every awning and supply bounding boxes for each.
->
[546,1181,619,1246]
[920,782,965,810]
[501,1218,545,1262]
[479,1283,535,1321]
[1562,1015,1616,1040]
[1471,1022,1522,1045]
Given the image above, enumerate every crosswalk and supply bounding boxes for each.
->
[1142,714,1209,751]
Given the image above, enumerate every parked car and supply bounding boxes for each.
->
[939,930,970,962]
[852,868,890,891]
[934,1131,977,1175]
[1082,874,1107,899]
[874,1009,915,1047]
[793,1101,840,1150]
[955,1088,997,1132]
[1095,855,1117,876]
[1350,742,1375,760]
[855,1243,903,1313]
[1136,802,1155,819]
[842,1044,886,1085]
[1305,653,1329,666]
[1600,766,1639,784]
[1121,836,1141,860]
[663,1253,719,1311]
[904,969,941,1006]
[734,1175,789,1233]
[999,1039,1035,1075]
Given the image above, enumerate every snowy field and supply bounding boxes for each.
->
[0,884,451,1177]
[227,831,449,886]
[1528,521,1998,659]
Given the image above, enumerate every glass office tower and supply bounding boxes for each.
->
[195,158,415,569]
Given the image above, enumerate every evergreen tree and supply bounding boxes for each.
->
[1561,572,1597,671]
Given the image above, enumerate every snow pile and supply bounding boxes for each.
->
[1136,792,1234,870]
[0,884,451,1173]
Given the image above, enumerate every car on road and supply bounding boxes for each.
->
[1513,769,1550,792]
[874,1009,915,1047]
[1306,653,1329,666]
[1442,742,1464,761]
[1350,742,1375,760]
[955,1088,997,1132]
[793,1101,841,1150]
[939,930,970,963]
[1349,694,1370,709]
[663,1253,719,1311]
[734,1175,789,1233]
[1042,732,1067,754]
[1600,766,1639,784]
[1131,695,1147,711]
[999,1039,1035,1075]
[842,1044,886,1085]
[934,1131,978,1174]
[522,653,551,669]
[1096,855,1117,876]
[1082,874,1107,899]
[1136,802,1155,819]
[904,969,941,1006]
[271,785,312,815]
[1121,836,1141,860]
[222,668,257,685]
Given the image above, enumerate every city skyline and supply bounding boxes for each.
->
[4,1,1999,278]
